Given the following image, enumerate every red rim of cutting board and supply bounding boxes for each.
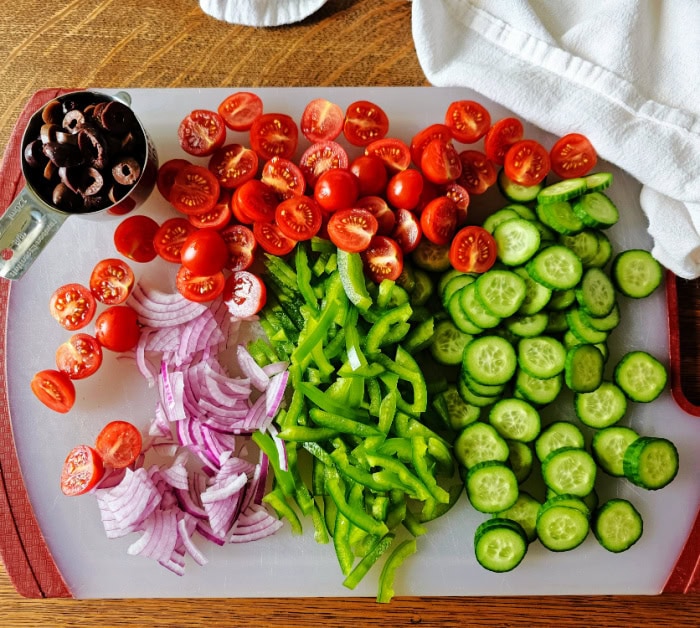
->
[0,88,698,598]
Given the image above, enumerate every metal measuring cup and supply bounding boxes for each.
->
[0,90,158,280]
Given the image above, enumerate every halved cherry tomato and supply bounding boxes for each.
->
[31,369,76,413]
[457,150,497,195]
[208,143,259,190]
[49,283,97,331]
[415,179,439,214]
[253,222,297,256]
[444,182,470,225]
[410,123,452,166]
[386,168,424,211]
[391,208,422,254]
[313,168,359,213]
[60,445,104,496]
[250,113,299,161]
[484,117,524,165]
[170,164,220,215]
[420,196,458,246]
[364,138,411,172]
[275,196,323,241]
[176,267,226,302]
[188,190,232,230]
[221,224,257,271]
[349,155,388,197]
[360,235,404,284]
[343,100,389,147]
[355,196,396,235]
[95,420,143,469]
[223,271,267,318]
[504,139,551,186]
[327,208,378,253]
[156,158,190,201]
[299,141,349,188]
[94,305,141,353]
[445,100,491,144]
[89,258,135,305]
[301,98,344,143]
[154,217,196,263]
[56,333,103,380]
[180,229,230,276]
[178,109,227,157]
[449,225,497,273]
[262,157,306,200]
[235,179,279,222]
[550,133,597,178]
[113,215,159,263]
[218,91,263,131]
[420,138,463,185]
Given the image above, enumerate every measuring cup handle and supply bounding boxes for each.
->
[0,188,68,280]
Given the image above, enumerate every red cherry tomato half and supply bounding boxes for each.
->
[444,182,470,225]
[113,215,159,263]
[343,100,389,147]
[420,138,463,185]
[89,258,135,305]
[154,217,196,263]
[355,196,396,236]
[550,133,598,179]
[261,157,306,200]
[420,196,458,246]
[223,271,268,318]
[360,235,404,284]
[504,139,551,186]
[220,224,257,271]
[410,123,452,167]
[314,168,360,213]
[484,117,524,165]
[445,100,491,144]
[31,369,76,413]
[364,138,411,173]
[457,150,497,195]
[275,196,323,241]
[386,168,424,211]
[177,109,227,157]
[349,155,388,197]
[60,445,104,496]
[188,190,233,230]
[56,333,103,380]
[253,222,297,256]
[299,141,349,187]
[170,164,220,215]
[207,143,259,190]
[156,158,190,201]
[249,112,299,161]
[392,208,422,254]
[95,420,143,469]
[180,229,230,277]
[449,225,497,273]
[94,305,141,353]
[176,267,226,303]
[326,208,378,253]
[235,179,280,222]
[301,98,344,143]
[49,283,97,331]
[217,91,263,131]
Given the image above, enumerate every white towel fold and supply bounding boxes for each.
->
[412,0,700,278]
[199,0,328,26]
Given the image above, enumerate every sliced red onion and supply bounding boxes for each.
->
[265,370,289,418]
[177,515,208,566]
[230,504,284,543]
[237,344,269,391]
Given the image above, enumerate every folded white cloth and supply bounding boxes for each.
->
[199,0,328,26]
[412,0,700,278]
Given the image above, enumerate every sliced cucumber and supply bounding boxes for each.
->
[536,200,584,235]
[537,177,588,204]
[536,504,590,551]
[466,460,520,513]
[575,381,628,429]
[591,426,639,476]
[566,307,609,344]
[611,249,663,298]
[454,422,510,469]
[432,385,481,431]
[572,192,619,229]
[505,312,550,338]
[488,397,541,443]
[623,436,679,490]
[614,350,667,403]
[474,518,528,572]
[527,245,583,290]
[560,229,601,265]
[462,335,517,386]
[535,421,585,462]
[564,344,604,393]
[493,218,541,266]
[441,273,475,308]
[575,267,616,317]
[498,168,544,203]
[430,319,472,366]
[507,440,534,484]
[483,207,520,234]
[448,287,483,335]
[593,498,643,552]
[518,335,567,379]
[475,270,528,318]
[495,491,541,542]
[514,370,563,406]
[541,447,597,497]
[459,282,501,329]
[514,267,552,315]
[584,172,613,193]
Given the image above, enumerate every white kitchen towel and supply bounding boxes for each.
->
[199,0,328,26]
[412,0,700,278]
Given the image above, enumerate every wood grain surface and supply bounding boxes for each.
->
[1,0,699,625]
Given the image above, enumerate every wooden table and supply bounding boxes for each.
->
[0,1,698,625]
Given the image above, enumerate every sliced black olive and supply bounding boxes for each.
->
[78,127,108,169]
[98,101,136,134]
[41,99,64,125]
[42,141,84,168]
[24,140,47,169]
[52,182,80,211]
[62,109,86,133]
[112,157,141,186]
[80,167,104,196]
[58,166,83,193]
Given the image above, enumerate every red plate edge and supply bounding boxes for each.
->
[0,88,72,598]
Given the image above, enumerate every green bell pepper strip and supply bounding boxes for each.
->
[378,384,399,434]
[342,533,395,590]
[376,279,396,310]
[323,271,350,326]
[291,298,339,365]
[311,455,327,496]
[337,249,372,311]
[369,493,390,522]
[310,408,382,439]
[326,375,364,409]
[375,437,413,463]
[333,510,354,576]
[264,253,299,293]
[278,425,340,442]
[298,382,367,421]
[330,447,391,493]
[252,431,296,497]
[367,377,382,417]
[312,251,330,276]
[324,326,347,361]
[364,302,413,355]
[295,244,319,314]
[347,482,369,550]
[364,453,431,502]
[263,488,303,535]
[403,316,435,355]
[403,509,429,537]
[286,442,316,516]
[324,494,337,539]
[428,436,454,474]
[376,539,417,603]
[311,499,330,544]
[416,483,463,523]
[384,492,407,531]
[393,412,448,447]
[303,441,335,467]
[311,235,336,254]
[311,342,335,382]
[281,385,306,428]
[411,436,450,504]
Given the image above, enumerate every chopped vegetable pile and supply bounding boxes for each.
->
[29,91,680,602]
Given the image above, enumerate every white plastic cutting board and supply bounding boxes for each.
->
[6,87,700,598]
